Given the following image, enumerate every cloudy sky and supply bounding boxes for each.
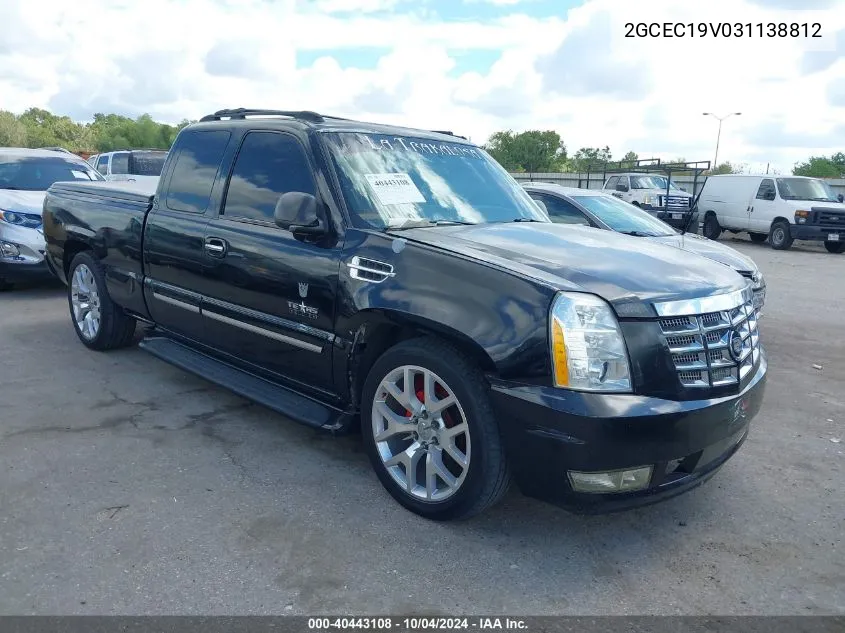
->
[1,0,844,172]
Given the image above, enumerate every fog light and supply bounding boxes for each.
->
[0,241,20,259]
[568,466,653,494]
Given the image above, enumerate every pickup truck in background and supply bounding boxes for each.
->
[603,172,697,230]
[88,149,168,188]
[43,108,767,520]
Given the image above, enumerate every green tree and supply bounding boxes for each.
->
[485,130,566,173]
[0,110,27,146]
[569,146,612,173]
[620,151,638,168]
[793,155,843,178]
[711,161,742,175]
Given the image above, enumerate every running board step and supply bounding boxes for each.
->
[139,336,350,432]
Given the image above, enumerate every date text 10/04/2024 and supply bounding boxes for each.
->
[625,22,822,38]
[308,618,528,631]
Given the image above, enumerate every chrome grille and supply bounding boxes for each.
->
[658,290,761,388]
[659,196,691,210]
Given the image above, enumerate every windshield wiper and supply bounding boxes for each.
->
[0,185,25,190]
[619,230,656,237]
[511,217,541,222]
[384,219,475,231]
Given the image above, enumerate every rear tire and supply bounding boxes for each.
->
[769,220,794,250]
[361,338,510,520]
[67,251,137,350]
[824,240,845,254]
[749,233,768,243]
[703,213,721,240]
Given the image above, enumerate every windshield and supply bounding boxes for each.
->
[571,194,676,236]
[130,152,167,176]
[322,132,549,229]
[776,177,839,202]
[630,175,682,191]
[0,156,103,191]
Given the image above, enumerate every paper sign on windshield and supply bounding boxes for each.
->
[365,173,425,206]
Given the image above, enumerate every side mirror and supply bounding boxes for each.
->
[766,191,776,201]
[838,194,844,203]
[274,192,327,240]
[616,183,629,192]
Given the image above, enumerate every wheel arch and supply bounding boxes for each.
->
[344,309,498,415]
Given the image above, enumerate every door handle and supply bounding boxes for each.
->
[205,237,227,257]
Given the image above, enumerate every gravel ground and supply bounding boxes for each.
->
[0,235,842,616]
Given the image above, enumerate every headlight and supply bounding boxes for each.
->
[549,292,632,392]
[794,210,810,224]
[0,209,42,229]
[642,195,657,206]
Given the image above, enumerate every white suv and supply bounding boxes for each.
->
[602,173,696,229]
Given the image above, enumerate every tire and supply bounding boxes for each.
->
[0,279,13,291]
[769,220,794,250]
[749,233,768,243]
[361,338,510,521]
[67,251,137,350]
[703,213,721,240]
[824,240,845,254]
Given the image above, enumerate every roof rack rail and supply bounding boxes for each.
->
[430,130,467,140]
[200,108,325,123]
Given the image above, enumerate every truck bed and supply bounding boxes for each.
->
[48,180,157,205]
[43,180,157,319]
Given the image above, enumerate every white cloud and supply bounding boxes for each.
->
[1,0,845,172]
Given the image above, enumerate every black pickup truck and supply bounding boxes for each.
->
[42,108,767,520]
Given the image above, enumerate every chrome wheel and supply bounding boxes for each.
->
[71,264,101,340]
[772,226,785,246]
[372,365,471,502]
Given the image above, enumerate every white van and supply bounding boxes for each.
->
[699,174,845,252]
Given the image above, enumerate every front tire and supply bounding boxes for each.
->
[67,251,137,350]
[703,213,721,240]
[361,338,510,520]
[825,240,845,254]
[769,220,794,250]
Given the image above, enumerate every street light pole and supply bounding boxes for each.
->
[703,112,741,170]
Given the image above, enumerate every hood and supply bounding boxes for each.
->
[0,189,47,214]
[648,232,758,274]
[399,223,747,316]
[639,189,692,197]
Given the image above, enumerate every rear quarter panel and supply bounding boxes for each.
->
[42,182,153,317]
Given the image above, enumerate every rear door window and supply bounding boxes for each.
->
[165,130,231,214]
[111,152,129,175]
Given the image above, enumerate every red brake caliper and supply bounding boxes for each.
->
[404,376,455,428]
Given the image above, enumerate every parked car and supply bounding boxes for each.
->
[601,172,696,229]
[523,183,766,311]
[88,149,168,187]
[43,108,767,520]
[699,174,845,252]
[0,148,103,290]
